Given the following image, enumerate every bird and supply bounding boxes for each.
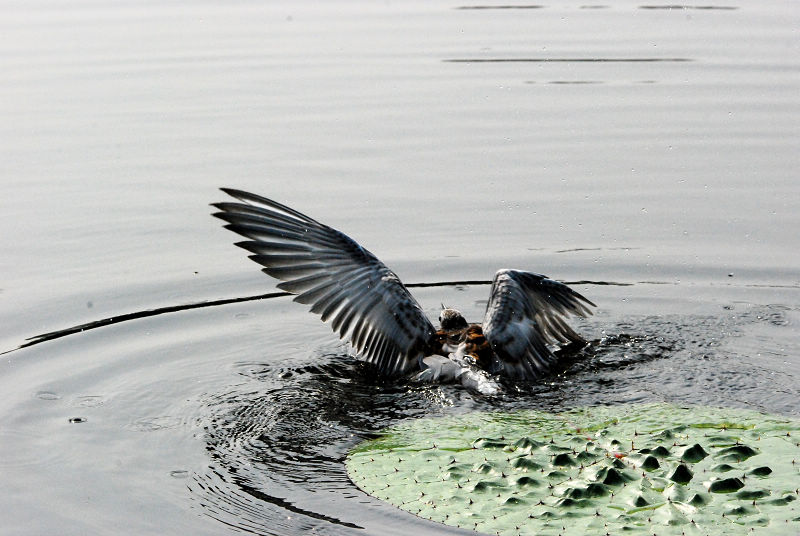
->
[212,188,595,392]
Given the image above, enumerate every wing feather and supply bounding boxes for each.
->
[482,269,594,380]
[212,188,435,376]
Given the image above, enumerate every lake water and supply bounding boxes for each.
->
[1,1,798,534]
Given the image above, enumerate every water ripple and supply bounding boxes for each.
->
[185,305,798,533]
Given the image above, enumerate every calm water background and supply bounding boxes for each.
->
[1,1,798,534]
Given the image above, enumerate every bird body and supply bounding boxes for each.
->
[212,188,595,390]
[417,323,501,394]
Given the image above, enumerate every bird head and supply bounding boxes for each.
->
[438,307,468,331]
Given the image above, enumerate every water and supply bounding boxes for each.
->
[1,1,798,534]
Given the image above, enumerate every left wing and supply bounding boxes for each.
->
[212,188,436,376]
[482,269,595,379]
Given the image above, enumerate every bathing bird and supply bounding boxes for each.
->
[212,189,594,391]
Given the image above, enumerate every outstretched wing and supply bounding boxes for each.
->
[482,269,595,379]
[212,188,435,376]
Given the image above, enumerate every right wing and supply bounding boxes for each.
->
[212,188,436,376]
[482,269,595,379]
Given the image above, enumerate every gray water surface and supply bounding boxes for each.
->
[1,1,798,534]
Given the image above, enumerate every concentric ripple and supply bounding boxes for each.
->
[188,357,479,534]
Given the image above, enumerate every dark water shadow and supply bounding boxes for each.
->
[639,5,738,9]
[8,277,796,355]
[454,4,736,9]
[547,80,604,84]
[556,246,643,253]
[3,279,626,353]
[444,57,693,63]
[455,4,545,8]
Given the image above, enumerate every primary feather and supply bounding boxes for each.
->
[212,188,435,376]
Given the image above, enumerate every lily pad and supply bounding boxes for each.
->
[346,403,800,535]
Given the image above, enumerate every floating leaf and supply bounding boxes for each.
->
[346,403,800,535]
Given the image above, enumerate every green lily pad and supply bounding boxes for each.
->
[346,403,800,535]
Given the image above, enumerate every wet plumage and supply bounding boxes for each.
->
[212,188,595,387]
